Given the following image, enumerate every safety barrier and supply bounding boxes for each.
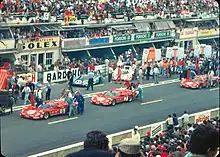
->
[28,107,219,157]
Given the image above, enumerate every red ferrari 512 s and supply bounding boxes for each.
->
[91,88,137,106]
[20,99,68,119]
[180,75,219,89]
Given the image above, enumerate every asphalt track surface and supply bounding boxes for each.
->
[1,76,219,157]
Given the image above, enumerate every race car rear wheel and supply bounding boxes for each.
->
[111,100,116,106]
[128,96,133,102]
[43,112,50,119]
[99,78,102,84]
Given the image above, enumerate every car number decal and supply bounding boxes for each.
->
[27,110,36,115]
[60,108,66,114]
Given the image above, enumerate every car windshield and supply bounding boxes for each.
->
[193,78,201,82]
[104,91,119,97]
[38,104,56,109]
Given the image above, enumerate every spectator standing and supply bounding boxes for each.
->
[132,126,141,143]
[153,65,160,84]
[173,113,179,128]
[22,84,31,105]
[45,80,52,100]
[66,131,114,157]
[186,125,219,157]
[108,66,113,82]
[87,70,94,91]
[12,82,19,106]
[138,67,143,84]
[115,138,144,157]
[166,115,174,130]
[181,111,189,129]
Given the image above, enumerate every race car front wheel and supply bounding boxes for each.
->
[43,112,50,119]
[128,96,133,102]
[111,100,116,106]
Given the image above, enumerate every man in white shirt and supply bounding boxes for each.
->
[181,111,189,129]
[167,115,174,130]
[153,65,160,84]
[22,84,31,105]
[36,88,43,107]
[131,126,140,143]
[138,68,143,84]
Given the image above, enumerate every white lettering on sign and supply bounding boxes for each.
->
[43,68,80,83]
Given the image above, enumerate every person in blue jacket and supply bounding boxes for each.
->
[64,92,75,117]
[73,91,85,115]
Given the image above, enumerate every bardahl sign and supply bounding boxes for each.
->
[23,37,60,51]
[43,68,80,83]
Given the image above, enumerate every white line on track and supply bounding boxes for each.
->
[210,88,219,91]
[141,99,163,105]
[9,79,180,112]
[94,84,104,87]
[48,117,78,125]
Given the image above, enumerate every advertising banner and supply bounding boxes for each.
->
[89,37,109,45]
[194,44,212,58]
[62,38,86,49]
[23,37,60,51]
[0,40,15,50]
[151,123,163,137]
[194,111,211,124]
[134,32,151,41]
[198,29,218,37]
[142,48,161,65]
[95,64,106,75]
[154,31,171,38]
[113,35,132,42]
[43,68,80,83]
[180,28,197,39]
[17,72,38,83]
[166,47,184,59]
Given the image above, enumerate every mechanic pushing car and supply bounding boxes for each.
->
[73,91,85,115]
[64,91,75,117]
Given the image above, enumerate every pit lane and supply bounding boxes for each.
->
[1,77,219,157]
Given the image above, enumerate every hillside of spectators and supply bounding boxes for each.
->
[65,115,219,157]
[0,0,219,24]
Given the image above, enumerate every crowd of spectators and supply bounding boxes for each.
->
[0,0,218,24]
[65,114,219,157]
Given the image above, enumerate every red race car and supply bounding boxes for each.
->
[180,75,219,89]
[91,88,137,106]
[20,99,68,119]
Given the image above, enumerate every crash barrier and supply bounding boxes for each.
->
[29,107,219,157]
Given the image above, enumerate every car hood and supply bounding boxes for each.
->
[21,105,43,115]
[92,94,112,101]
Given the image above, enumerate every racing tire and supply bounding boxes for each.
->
[99,78,102,84]
[43,112,50,120]
[111,100,116,106]
[128,96,133,102]
[212,82,216,87]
